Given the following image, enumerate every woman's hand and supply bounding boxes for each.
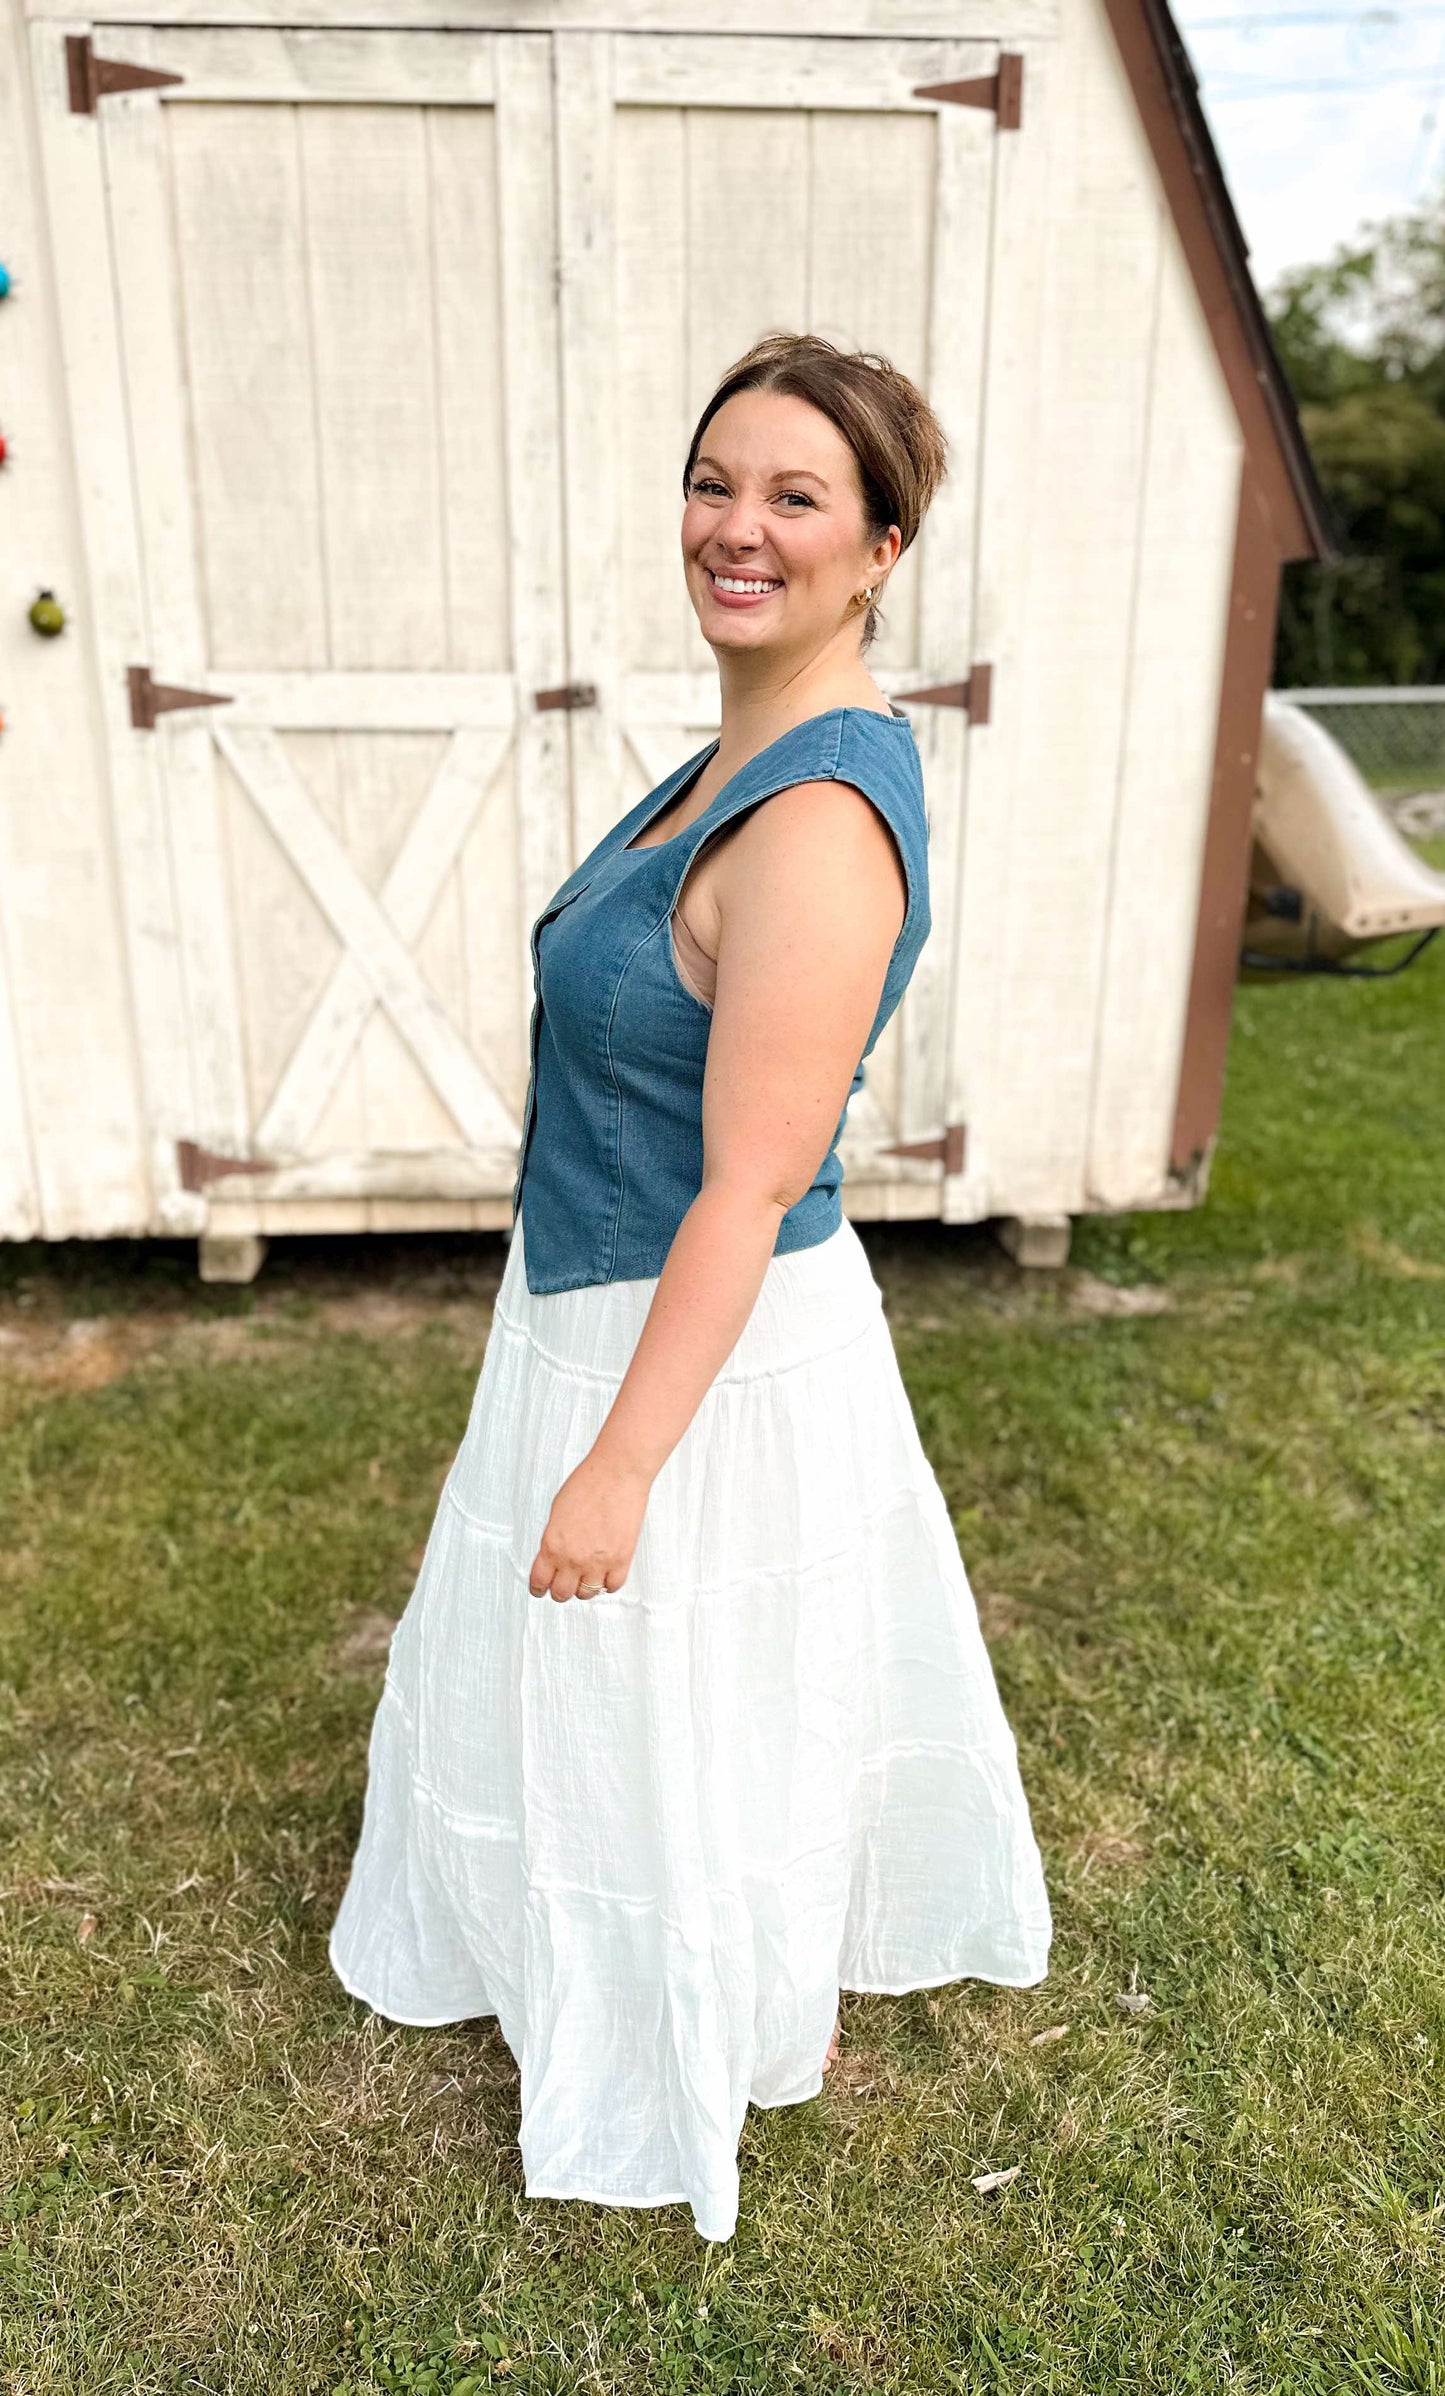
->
[527,1445,653,1601]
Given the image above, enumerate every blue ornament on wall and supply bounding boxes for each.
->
[0,262,11,301]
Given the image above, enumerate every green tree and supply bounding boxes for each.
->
[1268,193,1445,685]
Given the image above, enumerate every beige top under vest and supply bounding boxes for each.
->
[670,904,716,1011]
[626,806,722,1010]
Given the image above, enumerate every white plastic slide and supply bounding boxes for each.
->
[1243,694,1445,974]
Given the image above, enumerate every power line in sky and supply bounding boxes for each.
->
[1186,6,1445,217]
[1183,7,1445,25]
[1208,69,1445,91]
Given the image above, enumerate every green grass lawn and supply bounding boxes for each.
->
[2,860,1443,2395]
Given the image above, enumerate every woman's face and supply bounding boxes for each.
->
[681,389,900,662]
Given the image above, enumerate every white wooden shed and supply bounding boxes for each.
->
[0,0,1337,1278]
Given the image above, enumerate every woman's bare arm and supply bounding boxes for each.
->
[527,776,907,1600]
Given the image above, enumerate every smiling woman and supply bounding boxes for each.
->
[328,332,1053,2246]
[679,331,946,657]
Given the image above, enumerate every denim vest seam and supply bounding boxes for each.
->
[511,877,592,1221]
[600,911,675,1279]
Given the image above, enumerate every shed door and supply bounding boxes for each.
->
[36,27,570,1220]
[554,33,1000,1208]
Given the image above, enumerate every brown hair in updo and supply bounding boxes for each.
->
[681,331,948,651]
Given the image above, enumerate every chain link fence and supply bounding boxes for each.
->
[1273,687,1445,838]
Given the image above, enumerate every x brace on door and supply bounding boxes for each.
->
[213,723,520,1157]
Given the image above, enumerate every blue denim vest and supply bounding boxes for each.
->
[511,705,931,1294]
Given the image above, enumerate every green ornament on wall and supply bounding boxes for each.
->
[28,588,66,637]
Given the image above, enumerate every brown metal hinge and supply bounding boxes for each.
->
[67,34,184,112]
[913,53,1023,130]
[128,666,232,730]
[176,1140,275,1192]
[883,1123,967,1175]
[895,663,993,724]
[534,682,598,712]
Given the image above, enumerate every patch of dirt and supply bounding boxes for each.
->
[1074,1828,1148,1871]
[0,1283,497,1392]
[973,1588,1029,1641]
[1350,1225,1445,1282]
[1186,1286,1259,1319]
[1065,1271,1172,1317]
[312,1289,493,1341]
[311,2019,517,2114]
[0,1872,107,1908]
[826,2045,903,2101]
[0,1311,190,1391]
[330,1608,402,1674]
[812,2317,891,2375]
[1251,1257,1304,1287]
[167,1315,293,1366]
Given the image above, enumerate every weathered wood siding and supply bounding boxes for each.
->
[947,2,1241,1227]
[0,0,150,1238]
[2,0,1243,1246]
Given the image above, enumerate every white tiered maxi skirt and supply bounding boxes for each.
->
[328,1205,1052,2243]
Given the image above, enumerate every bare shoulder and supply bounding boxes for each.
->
[719,778,907,918]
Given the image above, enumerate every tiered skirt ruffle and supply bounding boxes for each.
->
[328,1207,1051,2242]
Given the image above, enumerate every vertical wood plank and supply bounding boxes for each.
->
[951,14,1164,1220]
[301,102,445,669]
[804,104,937,1152]
[616,106,692,677]
[555,29,627,860]
[686,108,810,399]
[895,98,992,1161]
[102,84,253,1158]
[166,102,327,668]
[429,98,530,1119]
[427,103,511,673]
[0,2,146,1235]
[806,107,934,665]
[0,903,38,1240]
[943,36,1050,1224]
[1086,227,1242,1205]
[28,19,201,1233]
[494,31,572,937]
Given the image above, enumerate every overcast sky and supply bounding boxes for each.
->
[1174,2,1445,298]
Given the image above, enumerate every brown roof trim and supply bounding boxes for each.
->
[1168,455,1282,1181]
[1101,0,1346,566]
